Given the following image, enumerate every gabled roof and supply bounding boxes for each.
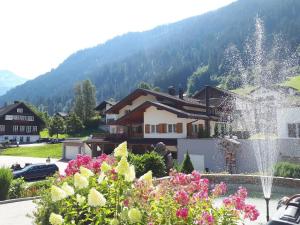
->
[193,85,238,99]
[95,100,116,111]
[106,88,206,114]
[0,101,45,125]
[114,101,213,125]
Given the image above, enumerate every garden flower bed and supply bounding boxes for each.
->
[33,142,259,225]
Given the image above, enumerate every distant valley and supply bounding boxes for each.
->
[0,70,27,96]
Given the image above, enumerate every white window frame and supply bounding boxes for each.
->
[13,125,18,133]
[26,126,32,133]
[151,125,156,133]
[17,108,23,113]
[0,125,5,132]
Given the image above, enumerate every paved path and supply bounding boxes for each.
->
[0,156,68,175]
[0,200,35,225]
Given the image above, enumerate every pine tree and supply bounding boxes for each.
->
[180,152,194,174]
[73,83,85,122]
[82,80,96,122]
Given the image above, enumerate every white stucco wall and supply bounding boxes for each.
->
[143,106,205,138]
[277,107,300,138]
[0,135,40,143]
[118,94,157,118]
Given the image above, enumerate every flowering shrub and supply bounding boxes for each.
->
[33,141,259,225]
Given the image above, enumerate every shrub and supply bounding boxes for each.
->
[128,151,166,178]
[25,179,52,197]
[0,167,13,200]
[85,115,101,129]
[181,152,194,174]
[274,162,300,179]
[8,177,25,199]
[33,142,259,225]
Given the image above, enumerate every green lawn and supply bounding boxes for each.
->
[40,129,69,139]
[0,143,62,158]
[281,75,300,91]
[230,85,256,96]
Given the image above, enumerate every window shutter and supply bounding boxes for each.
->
[145,124,150,133]
[156,124,161,133]
[187,123,192,136]
[176,123,183,133]
[162,124,167,133]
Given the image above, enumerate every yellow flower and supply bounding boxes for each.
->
[128,208,142,223]
[61,182,74,196]
[124,165,136,182]
[110,218,119,225]
[88,188,106,207]
[100,162,112,172]
[74,172,89,189]
[97,172,106,184]
[76,194,86,205]
[80,166,94,178]
[114,141,128,158]
[139,170,153,186]
[49,213,64,225]
[51,185,67,202]
[116,156,130,175]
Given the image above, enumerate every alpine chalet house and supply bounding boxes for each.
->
[94,100,117,132]
[0,101,45,143]
[85,86,232,157]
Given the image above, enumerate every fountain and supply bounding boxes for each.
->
[221,17,298,222]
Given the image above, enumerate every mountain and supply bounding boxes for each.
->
[0,70,27,96]
[1,0,300,114]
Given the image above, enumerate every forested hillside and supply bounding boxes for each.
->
[1,0,300,114]
[0,70,27,96]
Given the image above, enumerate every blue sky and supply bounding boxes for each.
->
[0,0,235,79]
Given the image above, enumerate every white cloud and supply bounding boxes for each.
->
[0,0,235,78]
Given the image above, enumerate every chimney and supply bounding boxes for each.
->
[168,86,176,96]
[178,88,184,99]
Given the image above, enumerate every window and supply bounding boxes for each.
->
[32,126,38,132]
[27,116,34,121]
[26,136,30,142]
[17,108,23,113]
[288,124,297,137]
[0,125,5,132]
[193,124,198,133]
[26,126,32,133]
[151,125,156,133]
[173,124,176,132]
[13,125,18,133]
[20,126,25,132]
[5,115,13,120]
[168,124,173,133]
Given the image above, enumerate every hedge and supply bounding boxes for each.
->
[274,162,300,179]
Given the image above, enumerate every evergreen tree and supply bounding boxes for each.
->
[48,116,65,138]
[73,83,85,121]
[74,80,97,124]
[82,80,96,122]
[180,152,194,174]
[65,112,84,134]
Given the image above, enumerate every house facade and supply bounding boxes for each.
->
[0,101,45,143]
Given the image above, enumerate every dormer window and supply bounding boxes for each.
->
[17,108,23,113]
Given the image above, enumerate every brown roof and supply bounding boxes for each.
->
[106,88,206,114]
[114,101,213,125]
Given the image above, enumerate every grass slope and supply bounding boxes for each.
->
[0,144,62,158]
[281,75,300,91]
[230,85,256,96]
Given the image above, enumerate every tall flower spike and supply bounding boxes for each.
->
[139,170,153,186]
[49,213,64,225]
[51,185,67,202]
[88,188,106,207]
[80,166,94,178]
[116,156,130,175]
[74,172,89,189]
[124,165,136,182]
[114,141,128,158]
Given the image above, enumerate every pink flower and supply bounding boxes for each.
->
[243,204,260,221]
[176,208,188,220]
[211,182,227,196]
[195,212,214,225]
[237,186,248,199]
[174,190,189,206]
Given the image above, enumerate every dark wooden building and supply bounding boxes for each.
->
[0,101,45,143]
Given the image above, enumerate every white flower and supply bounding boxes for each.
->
[124,165,136,182]
[100,162,112,172]
[76,194,86,205]
[128,208,142,223]
[114,141,128,158]
[88,188,106,207]
[49,213,64,225]
[97,172,106,184]
[139,170,153,186]
[116,156,130,175]
[74,172,89,189]
[51,185,67,202]
[80,166,94,178]
[61,182,74,196]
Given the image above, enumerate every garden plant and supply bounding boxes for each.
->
[33,142,259,225]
